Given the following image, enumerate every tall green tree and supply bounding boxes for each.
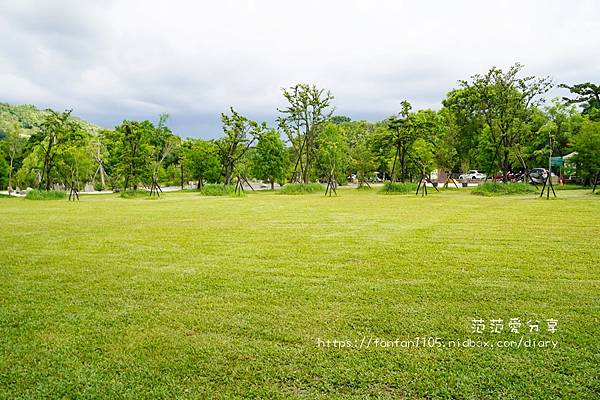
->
[350,140,376,187]
[441,88,485,170]
[277,84,334,183]
[217,108,266,184]
[251,129,286,189]
[15,147,43,189]
[109,120,154,190]
[410,137,436,178]
[37,110,87,190]
[184,139,221,189]
[406,109,442,179]
[459,63,552,180]
[0,121,26,191]
[147,114,179,194]
[54,141,95,197]
[426,109,459,177]
[560,82,600,121]
[571,120,600,184]
[519,100,583,169]
[343,120,377,186]
[385,100,418,182]
[90,131,110,190]
[315,123,347,184]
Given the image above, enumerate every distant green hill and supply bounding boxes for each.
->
[0,102,104,137]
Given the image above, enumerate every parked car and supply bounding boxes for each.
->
[492,171,528,182]
[370,172,383,182]
[459,170,487,180]
[528,168,556,184]
[528,168,547,184]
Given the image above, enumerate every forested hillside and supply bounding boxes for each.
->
[0,103,102,138]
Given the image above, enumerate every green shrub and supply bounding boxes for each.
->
[279,183,323,194]
[556,183,586,191]
[25,190,67,200]
[0,156,8,189]
[200,184,236,196]
[471,182,536,196]
[119,189,152,199]
[380,182,418,194]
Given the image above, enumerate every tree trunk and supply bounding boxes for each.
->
[390,146,399,183]
[303,143,310,184]
[100,165,105,188]
[400,148,406,183]
[44,143,53,191]
[502,146,509,183]
[304,121,311,184]
[8,157,13,192]
[224,170,231,185]
[224,161,235,185]
[45,167,52,191]
[126,140,138,191]
[271,180,274,190]
[180,163,184,190]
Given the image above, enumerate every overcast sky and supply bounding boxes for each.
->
[1,0,598,138]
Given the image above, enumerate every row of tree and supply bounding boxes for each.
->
[1,63,599,193]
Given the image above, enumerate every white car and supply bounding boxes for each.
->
[459,170,487,180]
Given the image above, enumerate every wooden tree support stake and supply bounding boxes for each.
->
[416,171,439,197]
[149,175,162,197]
[68,181,79,201]
[324,167,337,197]
[484,140,504,183]
[442,171,460,189]
[539,173,557,199]
[234,175,254,195]
[358,178,371,189]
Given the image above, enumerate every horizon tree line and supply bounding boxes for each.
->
[1,63,600,193]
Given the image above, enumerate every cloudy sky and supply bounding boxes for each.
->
[1,0,598,137]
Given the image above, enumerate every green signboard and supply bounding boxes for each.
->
[550,156,564,167]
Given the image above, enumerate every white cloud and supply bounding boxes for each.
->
[1,0,599,137]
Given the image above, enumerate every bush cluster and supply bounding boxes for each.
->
[200,184,236,196]
[119,189,154,199]
[380,182,418,194]
[279,183,323,195]
[471,182,536,196]
[25,190,67,200]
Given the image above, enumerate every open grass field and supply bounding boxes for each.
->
[1,189,599,399]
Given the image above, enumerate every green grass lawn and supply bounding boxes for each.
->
[1,189,599,399]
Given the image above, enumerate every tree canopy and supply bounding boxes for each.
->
[2,68,599,193]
